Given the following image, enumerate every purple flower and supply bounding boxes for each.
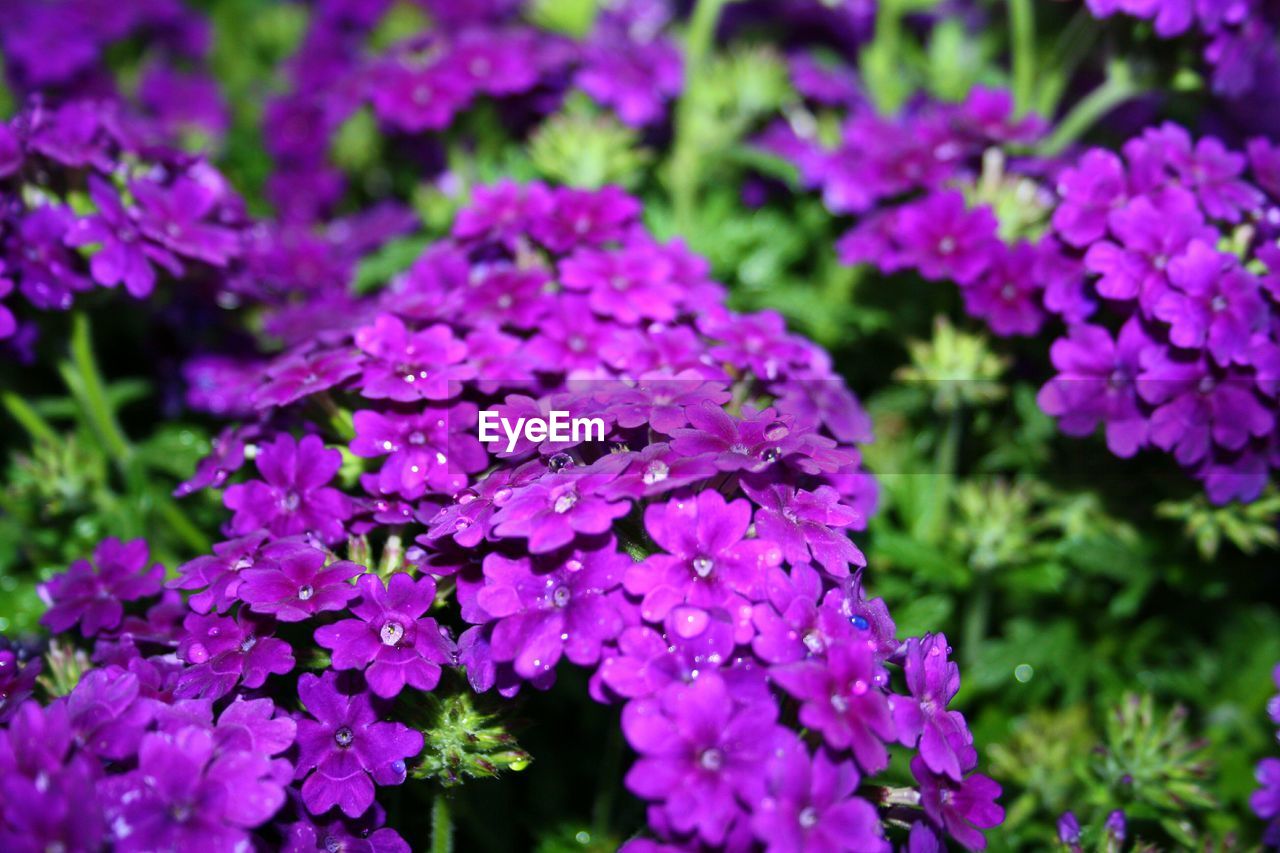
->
[577,34,682,127]
[0,265,15,340]
[1052,149,1128,247]
[891,634,973,781]
[282,808,410,853]
[912,758,1004,851]
[622,674,781,846]
[169,531,272,614]
[670,403,792,472]
[315,573,454,699]
[895,192,1000,285]
[560,243,684,324]
[65,667,155,761]
[1138,347,1274,465]
[238,543,363,622]
[176,612,296,700]
[294,671,424,818]
[40,537,165,637]
[770,640,895,772]
[1154,240,1268,365]
[14,205,91,310]
[1254,758,1280,843]
[104,726,288,851]
[453,180,553,248]
[600,371,732,435]
[476,539,628,679]
[490,465,631,553]
[625,490,782,624]
[961,243,1046,337]
[214,697,297,758]
[1037,320,1153,457]
[350,405,488,500]
[0,703,104,852]
[224,433,353,544]
[1160,127,1264,222]
[751,564,851,664]
[0,650,39,724]
[354,315,475,402]
[130,176,241,266]
[752,739,888,852]
[598,615,739,700]
[253,348,363,409]
[1057,811,1081,845]
[65,175,182,298]
[1084,187,1214,304]
[370,61,471,133]
[530,186,641,254]
[743,482,865,576]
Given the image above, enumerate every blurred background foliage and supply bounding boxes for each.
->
[2,0,1278,849]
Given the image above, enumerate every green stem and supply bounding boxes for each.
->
[1035,9,1100,117]
[431,795,453,853]
[1037,61,1140,157]
[1007,0,1036,115]
[961,576,992,669]
[859,0,909,114]
[67,312,133,467]
[2,392,59,445]
[669,0,730,234]
[154,495,212,554]
[917,407,962,546]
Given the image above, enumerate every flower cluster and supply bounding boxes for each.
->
[2,184,1003,848]
[1255,664,1280,848]
[1037,126,1280,504]
[1084,0,1278,98]
[0,97,248,347]
[768,63,1280,504]
[0,0,228,141]
[262,0,682,223]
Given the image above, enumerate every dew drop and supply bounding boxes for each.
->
[763,421,790,441]
[643,460,669,485]
[548,452,574,472]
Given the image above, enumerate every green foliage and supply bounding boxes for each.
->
[529,98,652,190]
[407,688,533,787]
[1157,490,1280,560]
[526,0,600,38]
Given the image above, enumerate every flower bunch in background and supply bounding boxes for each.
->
[0,0,228,142]
[1083,0,1278,98]
[0,98,248,347]
[767,58,1280,505]
[263,0,681,224]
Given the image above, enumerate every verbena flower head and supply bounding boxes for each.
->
[0,98,249,343]
[6,183,996,849]
[771,63,1280,504]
